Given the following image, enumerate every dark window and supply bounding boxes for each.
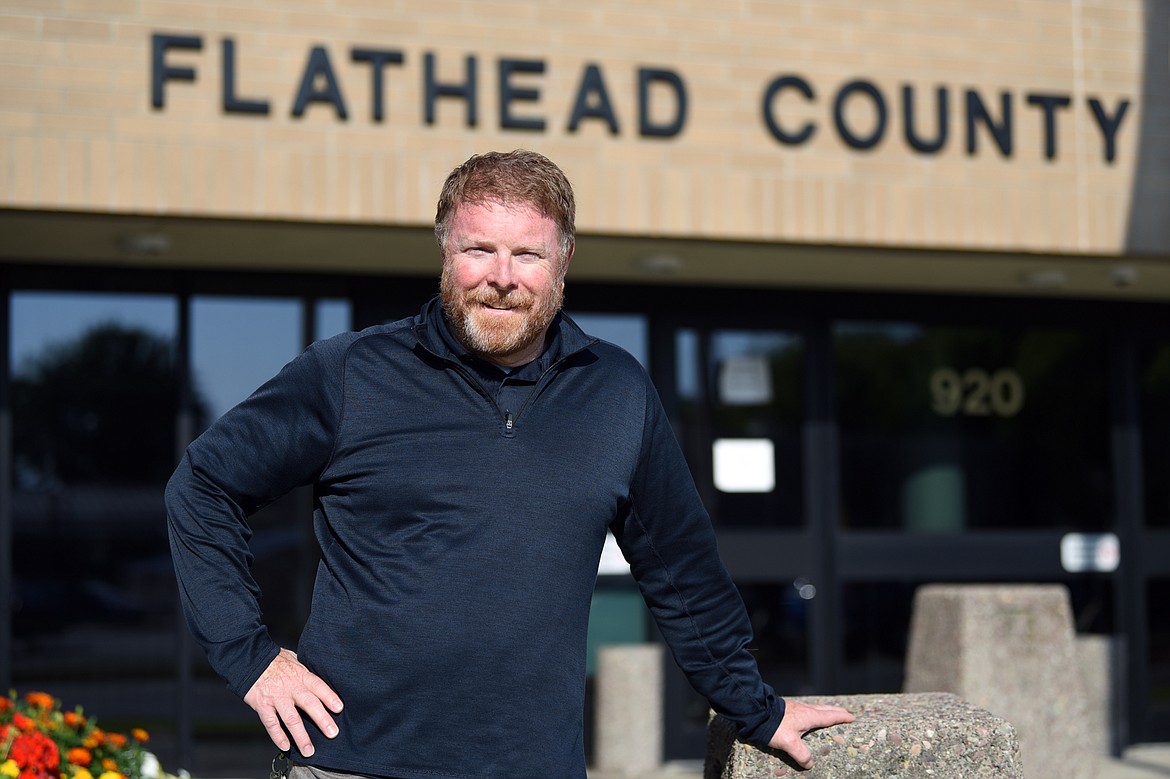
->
[1147,579,1170,735]
[835,322,1111,531]
[1138,336,1170,528]
[9,292,183,740]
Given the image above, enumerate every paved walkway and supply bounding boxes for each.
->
[586,743,1170,779]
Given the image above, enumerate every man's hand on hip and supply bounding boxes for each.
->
[244,648,344,758]
[767,700,855,768]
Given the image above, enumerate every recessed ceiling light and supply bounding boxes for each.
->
[1019,269,1067,289]
[1108,265,1137,288]
[118,232,170,257]
[634,253,683,275]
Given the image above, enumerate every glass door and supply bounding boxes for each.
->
[657,309,1144,752]
[1136,331,1170,740]
[832,319,1119,703]
[9,291,182,755]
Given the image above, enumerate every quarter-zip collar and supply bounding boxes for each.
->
[412,296,599,434]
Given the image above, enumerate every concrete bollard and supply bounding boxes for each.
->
[904,584,1092,779]
[1076,633,1121,756]
[594,643,664,774]
[705,692,1022,779]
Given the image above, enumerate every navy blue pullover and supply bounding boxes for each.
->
[165,297,785,779]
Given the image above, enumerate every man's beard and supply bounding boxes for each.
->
[440,266,563,363]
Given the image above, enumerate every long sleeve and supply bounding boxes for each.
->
[165,337,347,698]
[613,382,785,746]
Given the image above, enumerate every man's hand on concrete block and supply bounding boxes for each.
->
[768,700,856,768]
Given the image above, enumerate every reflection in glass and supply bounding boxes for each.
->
[1138,337,1170,528]
[566,312,648,369]
[9,292,183,750]
[676,329,699,402]
[192,297,302,422]
[315,298,352,343]
[676,329,804,527]
[835,322,1110,531]
[841,581,919,693]
[1149,579,1170,735]
[738,582,811,690]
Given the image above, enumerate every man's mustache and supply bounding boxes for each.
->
[463,289,535,311]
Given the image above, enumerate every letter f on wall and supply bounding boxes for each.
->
[151,33,203,109]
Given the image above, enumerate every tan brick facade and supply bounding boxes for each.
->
[1,0,1167,258]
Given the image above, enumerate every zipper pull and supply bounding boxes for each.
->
[504,411,514,432]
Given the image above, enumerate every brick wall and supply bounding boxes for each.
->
[1,0,1164,255]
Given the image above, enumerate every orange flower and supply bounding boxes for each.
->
[82,728,105,749]
[101,758,118,771]
[67,747,93,766]
[0,697,12,713]
[63,711,85,728]
[130,728,149,743]
[106,733,126,749]
[23,692,53,710]
[11,714,35,733]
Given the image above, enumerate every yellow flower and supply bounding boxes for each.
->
[72,770,94,779]
[98,772,124,779]
[1,760,20,778]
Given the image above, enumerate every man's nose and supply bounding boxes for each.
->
[485,253,517,288]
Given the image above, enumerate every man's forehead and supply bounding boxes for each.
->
[453,196,552,219]
[450,199,558,232]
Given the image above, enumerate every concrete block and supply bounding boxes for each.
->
[595,643,664,774]
[705,692,1022,778]
[904,584,1092,779]
[1076,633,1119,756]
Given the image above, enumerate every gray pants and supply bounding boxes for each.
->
[290,766,398,779]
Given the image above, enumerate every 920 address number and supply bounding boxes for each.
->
[929,367,1025,418]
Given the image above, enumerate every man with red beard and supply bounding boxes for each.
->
[166,150,852,779]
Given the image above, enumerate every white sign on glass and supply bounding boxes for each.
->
[713,438,775,493]
[1060,532,1120,573]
